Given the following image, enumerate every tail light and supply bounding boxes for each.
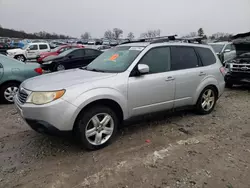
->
[219,66,226,76]
[34,68,43,75]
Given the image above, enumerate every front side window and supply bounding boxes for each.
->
[29,44,38,50]
[39,44,48,50]
[69,49,83,58]
[170,46,199,71]
[139,47,170,74]
[224,44,232,51]
[86,46,143,73]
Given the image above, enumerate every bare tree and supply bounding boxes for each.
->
[127,32,135,40]
[104,30,114,39]
[140,29,161,38]
[210,32,233,41]
[81,32,91,40]
[113,28,123,39]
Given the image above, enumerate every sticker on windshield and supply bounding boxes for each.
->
[109,54,119,61]
[129,47,144,51]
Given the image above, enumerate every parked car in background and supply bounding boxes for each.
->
[14,39,225,150]
[110,40,119,46]
[0,54,42,103]
[37,44,84,63]
[41,48,102,72]
[224,41,250,88]
[209,42,236,63]
[7,42,51,62]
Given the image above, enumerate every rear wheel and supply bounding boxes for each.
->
[75,105,118,150]
[195,86,217,115]
[0,82,19,103]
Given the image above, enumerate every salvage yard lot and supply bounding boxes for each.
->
[0,88,250,188]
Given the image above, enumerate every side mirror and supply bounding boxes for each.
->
[27,48,30,52]
[138,64,149,74]
[68,55,73,59]
[224,49,231,53]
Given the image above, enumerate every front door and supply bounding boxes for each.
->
[26,44,39,59]
[169,46,204,107]
[66,49,84,69]
[83,49,102,66]
[0,63,3,81]
[128,46,175,117]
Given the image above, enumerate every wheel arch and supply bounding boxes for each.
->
[73,98,124,132]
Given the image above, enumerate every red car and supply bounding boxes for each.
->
[37,44,84,63]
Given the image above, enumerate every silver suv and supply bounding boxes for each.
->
[14,39,225,150]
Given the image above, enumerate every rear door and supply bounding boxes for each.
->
[84,49,102,65]
[39,44,50,54]
[170,46,205,107]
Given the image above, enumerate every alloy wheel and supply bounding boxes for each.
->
[201,89,215,111]
[85,113,114,146]
[4,86,19,102]
[16,56,25,62]
[57,64,65,71]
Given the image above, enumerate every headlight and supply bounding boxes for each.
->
[26,90,65,105]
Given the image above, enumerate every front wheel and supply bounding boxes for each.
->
[15,55,26,62]
[56,64,65,71]
[75,105,118,150]
[195,86,217,115]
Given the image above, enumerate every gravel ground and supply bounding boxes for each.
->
[0,88,250,188]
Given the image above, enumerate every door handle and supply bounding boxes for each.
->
[199,72,206,76]
[165,76,175,81]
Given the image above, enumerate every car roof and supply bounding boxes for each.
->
[119,41,210,49]
[209,42,231,45]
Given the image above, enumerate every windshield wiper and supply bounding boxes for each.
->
[80,67,105,72]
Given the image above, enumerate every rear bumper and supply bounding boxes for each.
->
[225,72,250,84]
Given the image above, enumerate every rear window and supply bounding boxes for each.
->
[195,47,216,66]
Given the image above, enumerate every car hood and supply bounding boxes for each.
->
[7,48,24,54]
[21,68,117,91]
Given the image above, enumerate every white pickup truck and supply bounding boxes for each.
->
[7,42,50,62]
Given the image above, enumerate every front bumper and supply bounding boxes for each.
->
[225,72,250,84]
[14,95,78,132]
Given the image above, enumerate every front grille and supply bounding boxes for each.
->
[231,63,250,73]
[17,89,28,104]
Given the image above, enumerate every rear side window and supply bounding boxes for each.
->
[195,47,216,66]
[170,46,199,70]
[139,47,171,74]
[39,44,48,50]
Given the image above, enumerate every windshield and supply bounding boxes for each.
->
[239,52,250,57]
[22,44,29,50]
[58,48,74,57]
[86,46,144,73]
[210,44,224,53]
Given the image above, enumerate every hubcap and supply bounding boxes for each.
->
[4,86,19,102]
[57,64,65,71]
[17,56,24,62]
[201,89,215,111]
[85,113,114,146]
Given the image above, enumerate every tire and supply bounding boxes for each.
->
[74,105,118,150]
[195,86,218,115]
[225,82,233,88]
[55,64,65,71]
[0,82,20,104]
[15,55,26,62]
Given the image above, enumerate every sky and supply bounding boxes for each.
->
[0,0,250,38]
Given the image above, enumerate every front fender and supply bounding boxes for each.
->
[193,76,219,104]
[70,87,128,125]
